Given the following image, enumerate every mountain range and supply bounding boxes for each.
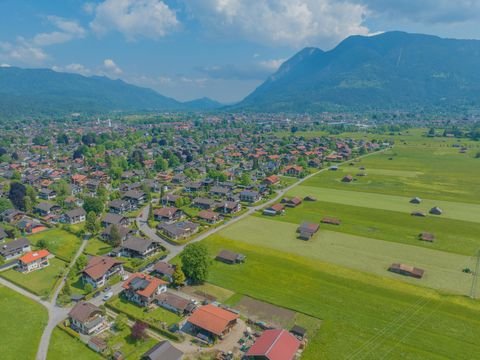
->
[2,31,480,118]
[236,31,480,113]
[0,67,222,118]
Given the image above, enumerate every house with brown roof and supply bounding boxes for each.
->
[215,250,246,265]
[186,304,239,340]
[154,207,183,223]
[297,222,320,240]
[197,210,221,224]
[283,165,303,177]
[123,273,168,307]
[152,261,176,282]
[141,341,184,360]
[155,292,196,315]
[101,213,129,228]
[263,203,285,216]
[68,301,108,335]
[82,256,124,288]
[263,175,280,186]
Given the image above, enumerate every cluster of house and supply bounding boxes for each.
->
[0,236,53,273]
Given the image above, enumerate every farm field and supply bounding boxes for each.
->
[255,200,480,256]
[0,285,48,360]
[202,236,480,360]
[0,258,66,296]
[28,228,82,261]
[304,138,480,204]
[47,328,102,360]
[217,217,478,295]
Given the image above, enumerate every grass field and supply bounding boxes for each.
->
[0,258,66,296]
[218,217,478,295]
[201,236,480,360]
[47,328,102,360]
[84,237,112,256]
[28,228,82,261]
[108,296,182,327]
[255,199,480,256]
[0,285,48,360]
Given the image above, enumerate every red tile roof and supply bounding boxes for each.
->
[19,249,50,264]
[246,329,300,360]
[123,273,167,298]
[187,304,239,336]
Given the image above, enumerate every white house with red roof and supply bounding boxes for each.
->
[122,273,167,307]
[17,249,50,273]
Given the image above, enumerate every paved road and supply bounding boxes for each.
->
[35,238,89,360]
[137,149,388,262]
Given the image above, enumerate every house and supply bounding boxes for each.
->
[155,292,196,315]
[120,237,161,259]
[82,256,124,288]
[86,179,101,193]
[141,341,184,360]
[0,238,31,260]
[297,222,320,240]
[263,175,280,186]
[101,213,129,228]
[109,200,131,214]
[429,206,443,215]
[34,202,60,216]
[321,217,341,225]
[186,304,239,340]
[0,209,25,223]
[263,203,284,216]
[154,207,183,223]
[419,232,435,242]
[123,273,168,307]
[68,301,108,335]
[215,250,246,264]
[122,190,147,209]
[388,263,425,279]
[197,210,221,224]
[192,197,216,210]
[184,182,202,192]
[158,221,199,240]
[101,225,130,243]
[210,186,230,197]
[152,261,176,282]
[38,188,57,200]
[246,329,301,360]
[64,208,86,224]
[216,201,241,214]
[239,190,261,203]
[342,175,353,183]
[161,194,180,207]
[17,249,50,273]
[283,165,303,177]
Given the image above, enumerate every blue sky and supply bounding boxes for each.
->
[1,1,480,103]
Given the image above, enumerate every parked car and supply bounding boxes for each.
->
[102,292,113,301]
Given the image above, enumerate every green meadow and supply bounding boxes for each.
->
[28,228,82,261]
[202,236,480,360]
[0,285,48,360]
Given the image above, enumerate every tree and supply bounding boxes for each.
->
[37,239,48,249]
[62,282,71,296]
[84,283,94,294]
[75,254,88,272]
[83,197,104,214]
[115,313,128,331]
[8,182,26,210]
[180,243,210,284]
[154,157,168,171]
[240,173,252,186]
[131,321,148,341]
[172,266,186,287]
[109,224,122,247]
[85,211,99,234]
[23,196,32,213]
[0,198,13,213]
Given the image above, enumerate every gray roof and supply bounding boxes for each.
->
[122,237,155,253]
[0,238,30,257]
[65,208,86,218]
[142,341,183,360]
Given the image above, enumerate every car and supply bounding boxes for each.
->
[102,292,113,301]
[122,274,129,281]
[103,286,111,292]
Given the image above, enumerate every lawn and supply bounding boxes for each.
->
[105,327,157,360]
[108,296,182,327]
[0,258,67,296]
[84,237,113,256]
[254,199,480,256]
[28,228,82,261]
[217,217,478,295]
[0,285,48,360]
[286,185,480,224]
[201,235,480,360]
[47,328,102,360]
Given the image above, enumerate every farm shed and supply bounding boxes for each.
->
[410,197,422,204]
[419,232,435,242]
[297,222,320,240]
[216,250,246,264]
[321,217,341,225]
[342,175,353,182]
[430,207,443,215]
[246,329,301,360]
[411,211,426,217]
[388,263,425,279]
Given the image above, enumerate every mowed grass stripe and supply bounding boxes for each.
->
[204,236,480,360]
[254,199,480,256]
[219,216,477,295]
[287,185,480,223]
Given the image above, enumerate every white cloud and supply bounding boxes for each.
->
[53,63,92,76]
[90,0,179,40]
[186,0,370,48]
[0,38,48,64]
[33,16,85,46]
[103,58,122,75]
[258,58,286,71]
[0,63,11,67]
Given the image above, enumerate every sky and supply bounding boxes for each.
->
[1,1,480,103]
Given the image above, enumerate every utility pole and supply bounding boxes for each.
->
[470,250,480,299]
